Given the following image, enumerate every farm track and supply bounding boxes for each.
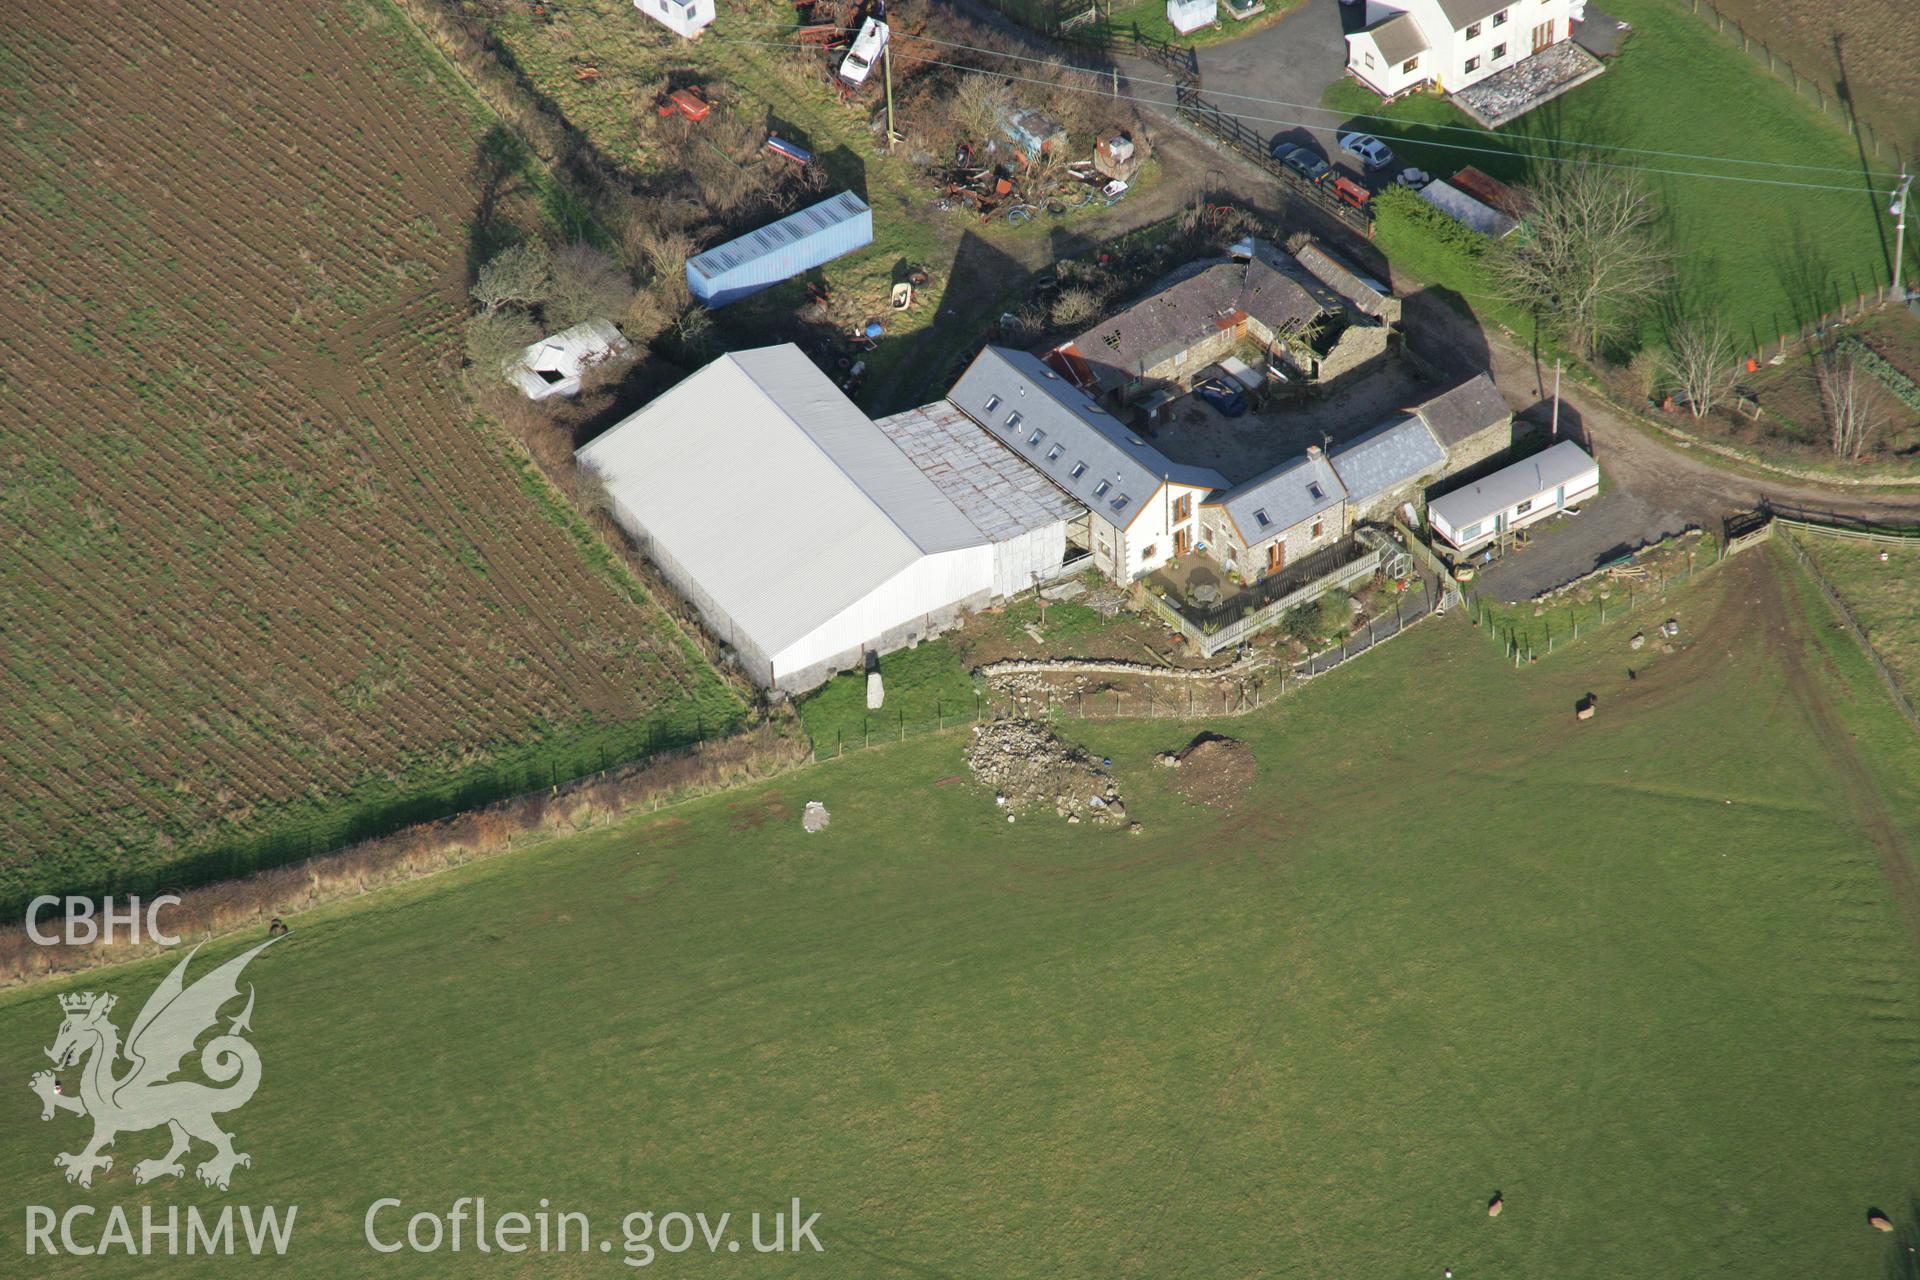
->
[0,0,732,889]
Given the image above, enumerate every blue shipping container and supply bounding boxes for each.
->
[686,192,874,308]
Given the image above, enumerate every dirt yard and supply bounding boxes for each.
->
[1147,357,1438,483]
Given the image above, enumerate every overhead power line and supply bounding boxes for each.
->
[713,34,1898,195]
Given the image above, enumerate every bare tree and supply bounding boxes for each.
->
[1661,313,1738,418]
[951,74,1014,144]
[631,226,696,313]
[471,241,552,313]
[546,243,636,329]
[1491,166,1673,359]
[463,306,540,379]
[1050,286,1100,329]
[1818,348,1888,461]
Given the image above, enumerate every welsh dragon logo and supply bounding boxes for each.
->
[30,939,278,1191]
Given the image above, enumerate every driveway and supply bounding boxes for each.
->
[1116,0,1356,160]
[1468,488,1692,603]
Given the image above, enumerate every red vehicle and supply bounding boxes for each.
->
[1331,173,1371,210]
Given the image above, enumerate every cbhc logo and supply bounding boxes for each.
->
[25,896,182,946]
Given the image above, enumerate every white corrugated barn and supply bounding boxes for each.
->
[577,346,1076,692]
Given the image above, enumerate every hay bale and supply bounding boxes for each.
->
[1487,1195,1503,1217]
[1869,1213,1894,1232]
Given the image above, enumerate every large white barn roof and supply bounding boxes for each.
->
[577,346,986,659]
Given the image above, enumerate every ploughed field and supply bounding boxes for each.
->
[0,0,739,906]
[3,548,1916,1277]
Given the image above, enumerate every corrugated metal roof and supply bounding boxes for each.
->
[1428,440,1597,531]
[1416,372,1511,448]
[873,400,1084,542]
[1419,179,1517,238]
[1211,451,1346,542]
[1329,414,1446,504]
[686,192,872,281]
[948,348,1227,529]
[575,345,984,658]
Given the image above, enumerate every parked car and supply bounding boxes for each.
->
[839,18,889,86]
[1338,132,1395,171]
[1270,142,1331,185]
[1194,378,1248,417]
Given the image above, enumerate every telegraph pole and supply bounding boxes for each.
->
[1892,168,1913,303]
[882,46,898,153]
[1549,357,1562,439]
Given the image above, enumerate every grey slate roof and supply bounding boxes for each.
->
[1329,414,1447,505]
[1428,440,1597,532]
[949,348,1227,529]
[1210,450,1346,544]
[873,399,1084,542]
[1293,241,1393,319]
[1434,0,1511,31]
[1415,373,1512,449]
[1068,254,1333,394]
[1367,11,1430,64]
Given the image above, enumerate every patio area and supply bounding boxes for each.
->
[1451,41,1607,128]
[1147,535,1375,628]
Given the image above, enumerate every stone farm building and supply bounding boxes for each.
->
[1045,239,1395,411]
[576,345,1081,692]
[576,338,1521,685]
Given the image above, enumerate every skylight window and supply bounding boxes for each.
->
[984,394,1002,414]
[1027,429,1044,447]
[1308,482,1324,500]
[1093,480,1111,498]
[1046,444,1063,462]
[1254,508,1271,528]
[1005,411,1023,431]
[1070,462,1087,480]
[1111,494,1130,512]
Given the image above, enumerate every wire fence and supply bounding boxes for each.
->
[1681,0,1907,170]
[1775,525,1920,739]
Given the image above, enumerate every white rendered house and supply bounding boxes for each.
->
[635,0,713,40]
[1346,0,1580,97]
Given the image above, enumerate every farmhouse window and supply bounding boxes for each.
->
[985,395,1001,414]
[1093,480,1111,498]
[1492,8,1507,25]
[1464,56,1480,73]
[1311,518,1325,539]
[1493,42,1507,58]
[1046,444,1064,462]
[1465,21,1481,37]
[1253,508,1272,528]
[1141,544,1158,562]
[1364,52,1376,69]
[1173,494,1192,521]
[1308,482,1324,500]
[1203,524,1216,544]
[1515,498,1534,515]
[1071,462,1088,480]
[1402,56,1420,73]
[1027,429,1044,447]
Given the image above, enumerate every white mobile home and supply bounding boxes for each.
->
[1427,440,1598,554]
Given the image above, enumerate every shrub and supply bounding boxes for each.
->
[464,306,540,378]
[1374,184,1490,259]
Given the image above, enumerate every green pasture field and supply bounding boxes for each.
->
[3,545,1916,1277]
[1325,0,1906,357]
[1798,529,1920,698]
